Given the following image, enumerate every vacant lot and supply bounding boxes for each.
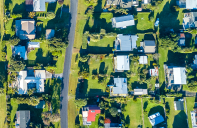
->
[123,98,143,128]
[0,95,7,128]
[165,98,188,128]
[186,97,195,128]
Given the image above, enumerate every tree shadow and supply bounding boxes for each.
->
[143,101,148,112]
[148,106,165,117]
[47,2,57,12]
[99,62,105,74]
[75,79,88,99]
[172,110,188,128]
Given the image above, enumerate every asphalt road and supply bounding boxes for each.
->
[60,0,78,127]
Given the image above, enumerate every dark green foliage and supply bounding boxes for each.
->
[75,99,87,108]
[8,57,26,72]
[46,12,56,19]
[109,107,118,117]
[47,37,68,52]
[8,37,20,46]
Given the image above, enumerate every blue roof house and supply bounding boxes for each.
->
[115,34,138,51]
[109,78,128,97]
[12,46,27,60]
[148,112,164,126]
[33,0,45,12]
[112,15,135,28]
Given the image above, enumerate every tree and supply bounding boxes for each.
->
[28,12,35,18]
[114,8,128,15]
[33,63,43,70]
[27,88,36,96]
[109,107,118,117]
[74,99,87,108]
[47,37,68,52]
[8,57,26,72]
[8,37,20,46]
[42,112,61,125]
[46,12,56,19]
[79,55,89,62]
[153,53,160,61]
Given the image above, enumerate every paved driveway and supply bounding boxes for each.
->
[60,0,78,127]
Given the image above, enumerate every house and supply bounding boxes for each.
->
[27,42,40,52]
[35,100,45,109]
[143,40,156,53]
[46,29,55,39]
[82,105,101,125]
[15,19,36,40]
[149,67,159,76]
[16,70,46,94]
[142,0,151,4]
[12,46,27,60]
[112,15,135,28]
[33,0,45,11]
[191,108,197,128]
[177,0,197,9]
[15,110,30,128]
[193,55,197,69]
[164,65,187,90]
[134,89,148,95]
[25,0,33,12]
[114,55,130,72]
[108,78,128,97]
[114,34,138,51]
[104,118,120,128]
[174,99,184,110]
[183,12,197,30]
[148,112,164,126]
[178,33,185,46]
[139,56,148,64]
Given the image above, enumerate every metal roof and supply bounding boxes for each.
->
[134,89,147,95]
[174,101,184,110]
[139,56,148,64]
[16,111,30,128]
[28,42,40,48]
[116,55,130,71]
[148,112,164,126]
[13,46,27,60]
[112,15,135,28]
[112,78,128,95]
[186,0,197,9]
[173,67,187,84]
[33,0,45,11]
[116,34,137,51]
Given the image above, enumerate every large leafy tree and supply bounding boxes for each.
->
[9,37,20,46]
[8,57,26,72]
[47,37,68,52]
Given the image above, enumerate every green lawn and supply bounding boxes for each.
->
[10,99,18,128]
[137,12,154,31]
[186,97,195,128]
[122,98,143,128]
[165,98,188,128]
[0,95,7,128]
[143,98,165,128]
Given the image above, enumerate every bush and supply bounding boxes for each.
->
[8,57,26,72]
[46,12,56,19]
[109,107,118,117]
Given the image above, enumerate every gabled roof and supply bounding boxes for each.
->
[86,106,100,122]
[148,112,164,126]
[134,89,148,95]
[186,0,197,9]
[144,40,156,53]
[33,0,45,11]
[173,67,187,84]
[13,46,27,60]
[16,110,30,128]
[111,78,128,95]
[112,15,135,28]
[116,55,130,71]
[174,101,184,110]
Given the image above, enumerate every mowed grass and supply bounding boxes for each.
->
[186,97,195,128]
[10,99,18,127]
[143,98,165,128]
[165,98,188,128]
[0,95,7,128]
[137,12,154,31]
[122,98,143,128]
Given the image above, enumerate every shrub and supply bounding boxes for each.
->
[109,107,118,117]
[46,12,56,19]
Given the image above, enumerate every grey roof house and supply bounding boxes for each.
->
[12,46,27,60]
[15,110,30,128]
[33,0,45,11]
[114,55,130,72]
[148,112,164,126]
[143,40,156,53]
[112,15,135,28]
[139,56,148,64]
[174,100,184,110]
[108,78,128,97]
[134,89,148,95]
[115,34,138,51]
[183,12,197,30]
[15,19,36,40]
[177,0,197,9]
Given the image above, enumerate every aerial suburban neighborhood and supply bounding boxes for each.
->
[2,0,197,128]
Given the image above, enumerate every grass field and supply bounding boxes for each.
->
[186,97,195,128]
[0,95,7,128]
[123,98,143,128]
[137,12,154,31]
[165,98,188,128]
[143,98,165,128]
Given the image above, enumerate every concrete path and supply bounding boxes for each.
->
[60,0,78,127]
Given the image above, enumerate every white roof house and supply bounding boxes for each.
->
[12,46,27,60]
[27,42,40,49]
[191,110,197,128]
[112,15,135,28]
[33,0,45,11]
[115,34,138,51]
[139,56,148,64]
[17,70,46,94]
[186,0,197,9]
[110,78,128,96]
[115,55,130,72]
[173,67,187,84]
[134,89,148,95]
